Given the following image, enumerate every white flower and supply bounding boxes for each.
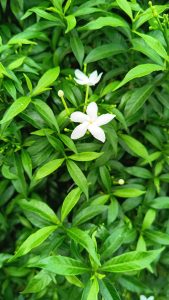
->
[140,296,154,300]
[70,102,116,143]
[74,69,103,86]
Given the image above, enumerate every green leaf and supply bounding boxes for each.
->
[18,199,60,225]
[101,249,163,273]
[69,152,103,161]
[22,270,52,293]
[34,255,90,275]
[120,134,149,160]
[113,64,165,91]
[142,209,156,230]
[73,205,107,226]
[116,0,133,19]
[61,187,82,222]
[67,227,100,265]
[145,230,169,245]
[35,158,65,180]
[113,188,145,198]
[0,96,31,124]
[124,84,154,117]
[149,197,169,209]
[31,67,60,96]
[100,279,121,300]
[126,167,152,179]
[134,31,169,62]
[59,134,77,153]
[87,278,99,300]
[33,99,60,132]
[79,15,129,31]
[9,226,57,262]
[101,225,126,259]
[21,150,32,179]
[65,15,76,33]
[84,42,126,64]
[70,33,84,67]
[8,56,26,70]
[66,159,88,199]
[133,5,169,30]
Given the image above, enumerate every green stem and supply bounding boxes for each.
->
[61,95,70,116]
[83,85,89,112]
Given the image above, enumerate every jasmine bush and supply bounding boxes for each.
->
[1,1,169,299]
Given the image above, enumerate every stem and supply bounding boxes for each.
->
[61,95,70,116]
[83,84,89,112]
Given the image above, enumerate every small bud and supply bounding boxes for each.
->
[148,1,152,6]
[58,90,64,98]
[118,179,125,185]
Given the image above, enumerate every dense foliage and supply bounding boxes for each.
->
[1,0,169,299]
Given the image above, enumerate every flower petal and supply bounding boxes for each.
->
[95,114,116,126]
[89,71,103,85]
[86,102,98,120]
[88,124,106,142]
[148,297,154,300]
[70,112,89,123]
[71,122,88,140]
[140,296,146,300]
[74,78,89,85]
[74,69,89,85]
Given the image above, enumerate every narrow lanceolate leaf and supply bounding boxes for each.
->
[149,197,169,209]
[124,84,154,117]
[116,0,133,19]
[9,226,57,262]
[113,188,145,198]
[0,96,31,123]
[65,15,76,33]
[120,134,149,160]
[79,16,129,31]
[22,270,52,293]
[99,280,121,300]
[18,199,60,225]
[34,255,90,275]
[67,227,100,266]
[145,230,169,245]
[70,33,84,67]
[134,32,169,62]
[73,205,107,226]
[69,152,103,161]
[66,159,88,199]
[101,249,163,273]
[84,42,126,64]
[113,64,165,91]
[31,67,60,96]
[87,278,99,300]
[61,187,82,222]
[35,158,64,180]
[33,99,60,132]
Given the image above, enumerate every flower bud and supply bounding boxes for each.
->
[118,179,125,185]
[58,90,64,97]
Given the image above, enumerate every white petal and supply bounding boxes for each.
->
[148,297,154,300]
[71,122,88,140]
[95,114,116,126]
[88,124,105,142]
[74,78,89,85]
[86,102,98,120]
[70,112,89,123]
[74,69,89,85]
[140,296,146,300]
[89,71,103,85]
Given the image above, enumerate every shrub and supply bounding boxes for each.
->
[0,1,169,299]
